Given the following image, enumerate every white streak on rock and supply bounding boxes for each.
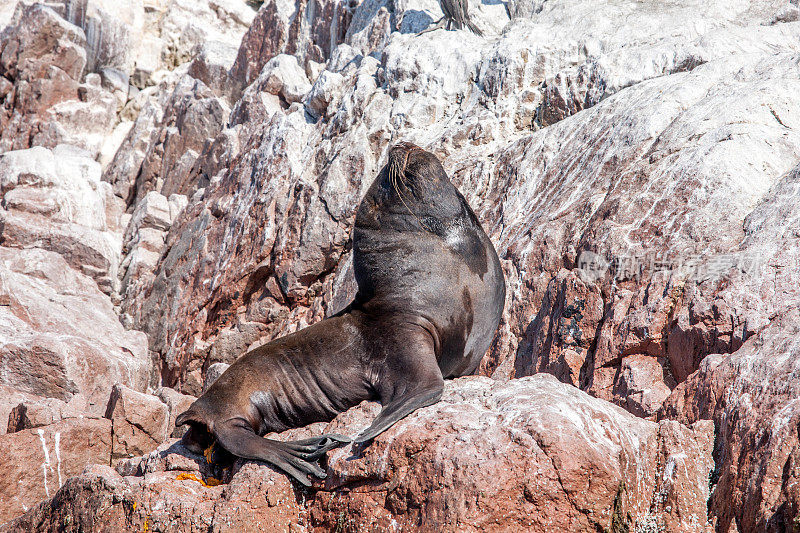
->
[36,428,51,498]
[54,431,62,488]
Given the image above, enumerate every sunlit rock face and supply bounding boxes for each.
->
[7,376,716,532]
[2,0,800,529]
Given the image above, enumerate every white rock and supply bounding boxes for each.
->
[61,0,145,74]
[132,0,255,88]
[98,120,134,171]
[0,146,125,292]
[0,247,150,413]
[304,70,346,118]
[259,54,312,104]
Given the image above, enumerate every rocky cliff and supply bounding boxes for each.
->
[1,0,799,531]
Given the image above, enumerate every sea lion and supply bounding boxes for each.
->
[176,142,506,486]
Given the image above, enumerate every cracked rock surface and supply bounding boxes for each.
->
[7,376,715,532]
[1,0,800,529]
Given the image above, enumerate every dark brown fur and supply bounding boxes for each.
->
[176,142,505,486]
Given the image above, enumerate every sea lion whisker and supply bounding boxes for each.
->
[390,147,432,232]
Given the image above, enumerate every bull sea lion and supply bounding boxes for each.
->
[176,142,506,486]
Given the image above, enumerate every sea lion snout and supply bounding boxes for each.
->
[388,141,422,185]
[388,141,449,188]
[181,423,214,454]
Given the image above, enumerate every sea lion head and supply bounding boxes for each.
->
[387,142,448,189]
[381,142,462,223]
[176,404,215,453]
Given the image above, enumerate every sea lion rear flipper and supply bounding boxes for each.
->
[212,417,332,487]
[354,329,444,444]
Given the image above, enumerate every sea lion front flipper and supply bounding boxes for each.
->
[213,418,330,486]
[354,329,444,444]
[353,386,443,444]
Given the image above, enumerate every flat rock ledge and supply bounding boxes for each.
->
[6,375,714,532]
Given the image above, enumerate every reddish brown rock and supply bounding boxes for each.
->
[313,376,714,532]
[0,4,86,84]
[655,161,800,528]
[613,354,672,419]
[6,395,88,434]
[187,40,239,100]
[513,268,605,387]
[105,383,169,461]
[9,444,308,532]
[538,61,607,127]
[0,417,111,524]
[155,387,197,438]
[229,0,357,91]
[0,247,151,412]
[661,309,800,531]
[8,375,715,532]
[0,4,116,157]
[0,385,40,436]
[103,73,229,206]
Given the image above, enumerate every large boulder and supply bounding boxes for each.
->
[6,394,89,433]
[0,246,150,411]
[314,375,715,532]
[105,383,170,461]
[102,384,197,460]
[0,417,112,524]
